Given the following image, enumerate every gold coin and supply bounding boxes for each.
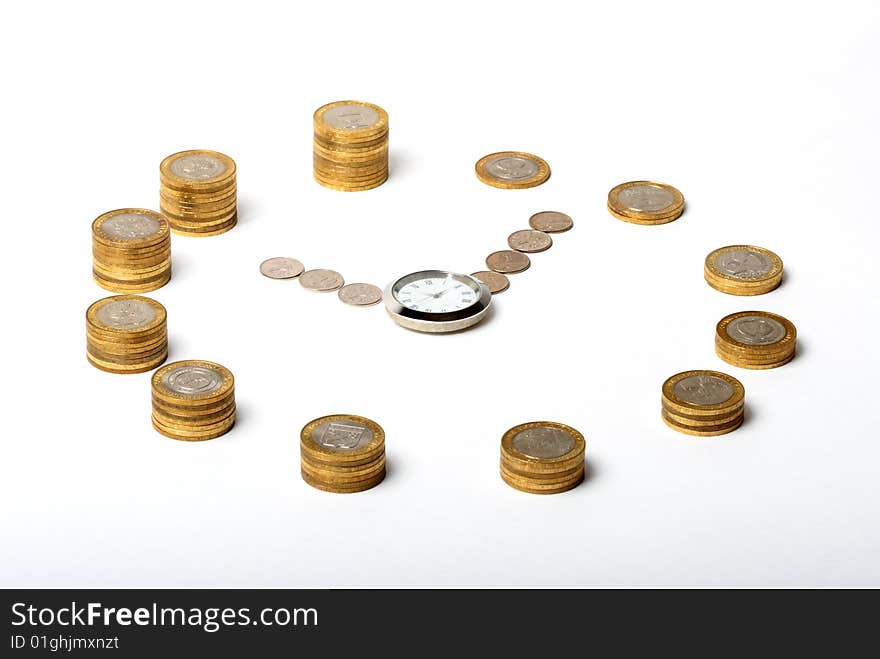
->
[475,151,550,189]
[661,410,744,437]
[705,245,783,295]
[152,360,234,405]
[715,311,796,369]
[313,101,389,138]
[471,271,510,294]
[607,181,684,225]
[300,414,385,464]
[92,209,169,248]
[529,210,573,233]
[159,150,236,191]
[500,421,585,466]
[301,466,386,494]
[486,250,530,274]
[507,229,552,253]
[661,370,744,416]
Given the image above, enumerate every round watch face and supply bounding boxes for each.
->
[384,270,492,333]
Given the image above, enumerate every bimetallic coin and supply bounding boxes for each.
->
[607,181,684,225]
[338,283,382,306]
[507,229,552,253]
[717,250,772,278]
[95,298,157,329]
[300,269,344,292]
[673,375,734,406]
[725,315,787,346]
[529,211,573,233]
[169,153,227,181]
[512,426,575,459]
[260,257,305,280]
[704,245,784,295]
[471,271,510,294]
[475,151,551,189]
[486,250,531,274]
[163,365,224,396]
[322,105,380,130]
[311,420,375,451]
[100,212,162,240]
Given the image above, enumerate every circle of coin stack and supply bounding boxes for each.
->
[151,360,236,441]
[704,245,784,296]
[86,295,168,374]
[662,370,745,436]
[300,414,386,493]
[159,149,237,236]
[715,311,797,369]
[313,100,389,192]
[92,208,171,293]
[500,421,586,494]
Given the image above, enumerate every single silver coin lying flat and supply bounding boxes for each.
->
[471,271,510,294]
[512,426,575,459]
[529,211,573,233]
[726,316,786,345]
[163,365,223,395]
[486,250,530,274]
[100,212,162,240]
[338,283,383,306]
[96,299,156,329]
[260,257,305,280]
[673,375,734,405]
[300,269,344,292]
[169,154,227,180]
[507,229,552,253]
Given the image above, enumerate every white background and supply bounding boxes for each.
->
[1,0,878,587]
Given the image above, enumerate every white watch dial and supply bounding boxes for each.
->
[394,275,478,313]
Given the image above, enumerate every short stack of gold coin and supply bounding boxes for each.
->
[313,101,388,192]
[92,208,171,293]
[159,150,237,236]
[500,421,585,494]
[607,181,685,225]
[715,311,797,369]
[86,295,168,374]
[704,245,783,295]
[151,360,236,441]
[662,370,745,436]
[300,414,386,493]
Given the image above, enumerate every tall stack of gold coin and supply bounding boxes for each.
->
[86,295,168,374]
[661,370,745,436]
[300,414,386,493]
[500,421,585,494]
[715,311,797,369]
[151,360,236,441]
[313,101,388,191]
[159,150,237,236]
[92,208,171,293]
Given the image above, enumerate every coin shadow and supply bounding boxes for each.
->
[234,197,258,226]
[388,149,416,178]
[382,456,396,483]
[582,458,599,485]
[740,403,758,429]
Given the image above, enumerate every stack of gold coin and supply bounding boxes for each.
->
[86,295,168,374]
[715,311,797,369]
[300,414,386,493]
[313,101,388,192]
[704,245,784,295]
[151,360,235,441]
[500,421,585,494]
[159,150,237,236]
[92,209,171,293]
[662,370,745,436]
[607,181,684,225]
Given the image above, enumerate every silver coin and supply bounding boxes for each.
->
[486,250,530,274]
[471,271,510,294]
[322,104,380,130]
[169,153,227,180]
[338,283,382,306]
[100,212,161,240]
[617,184,675,212]
[96,299,156,329]
[529,211,573,233]
[300,269,344,292]
[715,249,773,278]
[507,229,552,253]
[163,366,223,395]
[512,426,575,459]
[726,316,786,345]
[260,257,304,280]
[673,375,734,405]
[485,155,540,181]
[311,420,374,451]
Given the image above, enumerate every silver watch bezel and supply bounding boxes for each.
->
[384,270,492,333]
